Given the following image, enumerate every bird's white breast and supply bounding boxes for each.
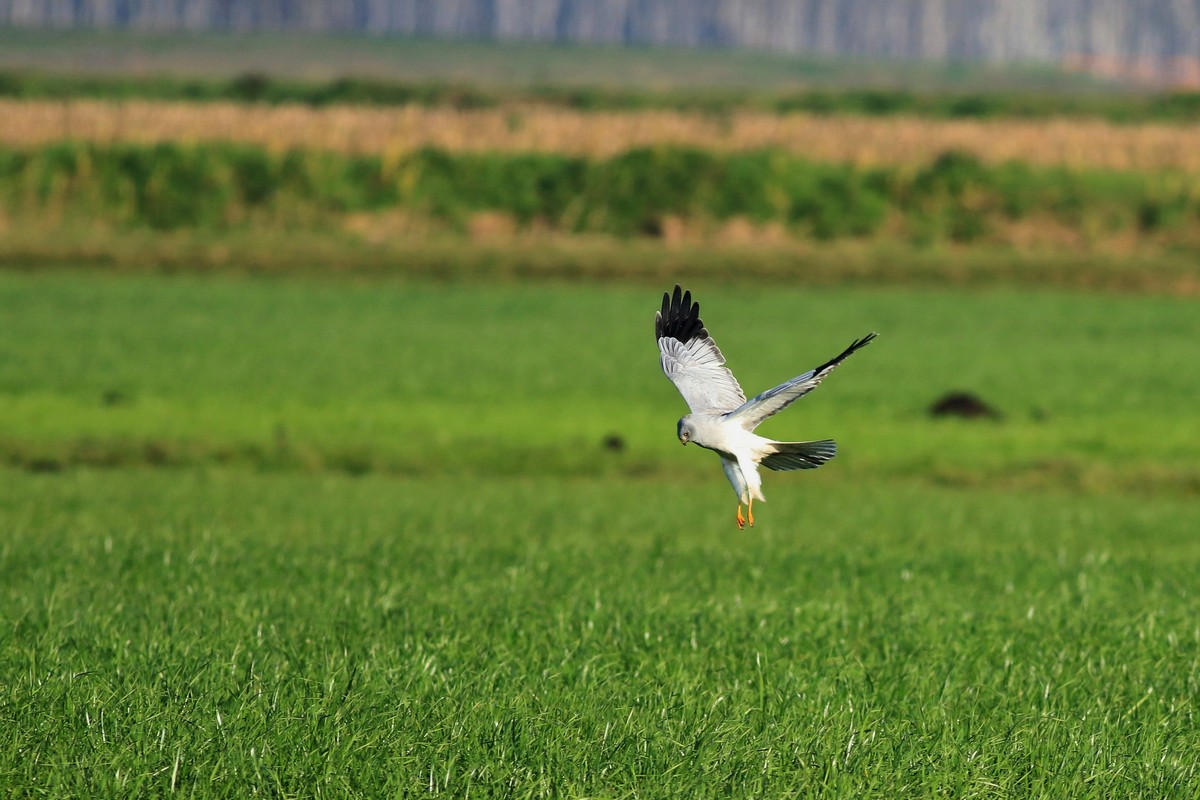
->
[690,414,771,460]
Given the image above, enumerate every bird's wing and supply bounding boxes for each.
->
[656,285,747,414]
[726,333,877,430]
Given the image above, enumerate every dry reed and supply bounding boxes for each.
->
[3,98,1200,171]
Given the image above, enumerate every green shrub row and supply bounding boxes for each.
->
[1,142,1195,243]
[4,69,1200,122]
[0,70,497,109]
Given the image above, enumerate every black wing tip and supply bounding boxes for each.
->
[851,331,879,351]
[812,331,878,374]
[655,284,707,343]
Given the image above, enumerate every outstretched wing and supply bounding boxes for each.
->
[655,285,747,414]
[727,332,877,430]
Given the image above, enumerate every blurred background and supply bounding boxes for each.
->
[2,0,1200,286]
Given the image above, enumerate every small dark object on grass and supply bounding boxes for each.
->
[603,434,626,452]
[101,389,130,406]
[930,391,1001,419]
[143,441,172,465]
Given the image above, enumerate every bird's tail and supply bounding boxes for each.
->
[761,439,836,471]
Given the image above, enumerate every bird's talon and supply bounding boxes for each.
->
[736,504,746,529]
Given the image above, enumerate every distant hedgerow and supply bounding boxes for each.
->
[0,141,1194,245]
[4,69,1200,123]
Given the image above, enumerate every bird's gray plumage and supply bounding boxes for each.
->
[655,285,875,527]
[655,287,747,414]
[726,333,877,428]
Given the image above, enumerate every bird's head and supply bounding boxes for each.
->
[677,416,694,445]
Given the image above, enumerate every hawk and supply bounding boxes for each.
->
[656,285,876,528]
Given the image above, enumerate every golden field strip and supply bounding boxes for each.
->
[4,97,1200,170]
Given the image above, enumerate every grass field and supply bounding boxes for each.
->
[3,272,1199,488]
[4,468,1199,796]
[2,269,1199,796]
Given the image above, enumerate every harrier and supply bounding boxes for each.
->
[656,285,876,528]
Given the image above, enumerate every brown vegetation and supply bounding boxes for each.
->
[5,98,1200,171]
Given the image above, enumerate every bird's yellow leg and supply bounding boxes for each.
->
[747,497,755,527]
[736,504,746,529]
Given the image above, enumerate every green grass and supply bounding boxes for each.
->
[2,270,1199,796]
[4,229,1199,296]
[2,271,1199,491]
[3,469,1198,797]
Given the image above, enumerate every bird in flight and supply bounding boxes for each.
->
[656,285,876,528]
